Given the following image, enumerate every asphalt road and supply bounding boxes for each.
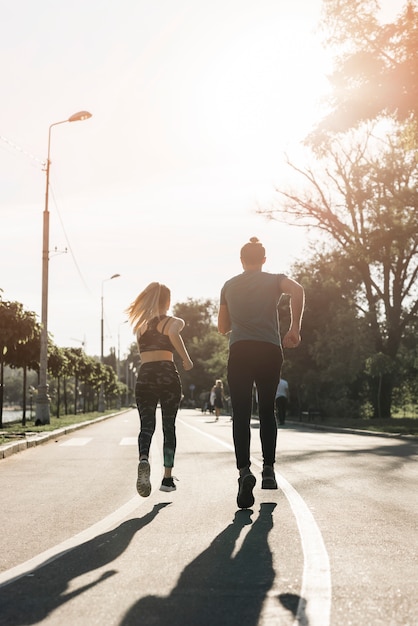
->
[0,408,417,626]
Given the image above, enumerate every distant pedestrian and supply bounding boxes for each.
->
[200,391,209,413]
[218,237,305,509]
[275,378,289,425]
[211,379,225,421]
[126,282,193,497]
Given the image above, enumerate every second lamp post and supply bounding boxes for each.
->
[98,273,120,412]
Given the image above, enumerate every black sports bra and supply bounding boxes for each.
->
[137,316,175,353]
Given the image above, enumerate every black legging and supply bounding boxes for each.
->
[227,341,283,470]
[135,361,182,468]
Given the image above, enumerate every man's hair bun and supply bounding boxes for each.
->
[241,237,265,264]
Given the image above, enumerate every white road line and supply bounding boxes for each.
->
[178,418,332,626]
[59,437,92,447]
[276,473,331,626]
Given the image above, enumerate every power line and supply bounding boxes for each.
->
[0,134,45,168]
[49,183,93,296]
[2,131,94,299]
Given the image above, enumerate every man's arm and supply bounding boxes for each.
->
[218,304,231,335]
[280,277,305,348]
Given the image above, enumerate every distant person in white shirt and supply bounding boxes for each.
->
[275,378,289,426]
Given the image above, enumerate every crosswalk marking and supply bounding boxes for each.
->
[59,437,137,447]
[120,437,137,446]
[60,437,92,447]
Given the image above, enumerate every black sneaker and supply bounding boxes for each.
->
[160,477,176,492]
[136,460,151,497]
[237,471,256,509]
[261,465,278,490]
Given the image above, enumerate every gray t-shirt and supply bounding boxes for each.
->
[220,270,286,346]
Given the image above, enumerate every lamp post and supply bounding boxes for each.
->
[98,273,120,412]
[35,111,92,425]
[117,320,128,409]
[117,320,128,379]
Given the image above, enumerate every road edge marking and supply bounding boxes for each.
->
[178,418,332,626]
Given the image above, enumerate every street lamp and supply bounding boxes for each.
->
[117,320,128,378]
[35,111,92,425]
[101,274,121,362]
[117,320,128,409]
[98,273,120,412]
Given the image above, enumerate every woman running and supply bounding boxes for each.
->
[126,282,193,496]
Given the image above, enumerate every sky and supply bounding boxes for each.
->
[0,0,400,359]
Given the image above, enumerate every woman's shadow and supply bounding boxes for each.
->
[0,502,170,626]
[121,502,277,626]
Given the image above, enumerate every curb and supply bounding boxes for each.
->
[284,419,418,441]
[249,413,417,441]
[0,409,131,460]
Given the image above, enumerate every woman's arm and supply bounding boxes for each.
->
[218,304,231,335]
[167,317,194,370]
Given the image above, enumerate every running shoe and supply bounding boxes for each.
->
[136,459,151,497]
[261,465,278,490]
[160,477,177,492]
[237,471,256,509]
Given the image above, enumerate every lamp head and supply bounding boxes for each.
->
[68,111,92,123]
[110,273,121,280]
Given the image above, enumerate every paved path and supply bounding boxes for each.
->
[0,408,417,625]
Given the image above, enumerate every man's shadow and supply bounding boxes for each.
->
[121,502,279,626]
[0,502,170,626]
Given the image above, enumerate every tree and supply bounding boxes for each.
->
[60,347,77,415]
[310,0,418,144]
[103,348,117,374]
[121,342,141,407]
[48,345,69,419]
[260,128,418,417]
[365,352,395,419]
[103,364,121,409]
[173,298,217,343]
[279,251,373,418]
[64,348,84,415]
[0,300,38,426]
[9,327,41,425]
[266,0,418,418]
[172,299,228,405]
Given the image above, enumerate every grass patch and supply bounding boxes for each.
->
[0,409,128,445]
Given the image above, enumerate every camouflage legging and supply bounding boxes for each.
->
[135,361,182,468]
